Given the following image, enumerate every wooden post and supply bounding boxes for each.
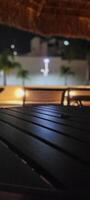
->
[67,88,70,105]
[23,87,26,106]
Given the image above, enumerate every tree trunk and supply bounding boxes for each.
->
[3,71,7,86]
[22,79,25,87]
[87,64,90,85]
[65,75,68,85]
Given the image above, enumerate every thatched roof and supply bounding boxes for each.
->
[0,0,90,40]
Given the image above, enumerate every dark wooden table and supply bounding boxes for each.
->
[0,105,90,199]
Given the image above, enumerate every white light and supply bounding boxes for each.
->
[65,91,76,97]
[41,58,50,76]
[11,44,15,49]
[70,91,76,97]
[64,40,69,46]
[13,51,17,56]
[44,58,50,64]
[41,68,48,76]
[15,89,25,98]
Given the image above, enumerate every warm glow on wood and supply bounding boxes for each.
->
[15,88,25,98]
[65,91,77,97]
[0,86,89,105]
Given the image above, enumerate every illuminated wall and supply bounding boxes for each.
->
[0,57,88,86]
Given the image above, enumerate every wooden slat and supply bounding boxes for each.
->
[20,108,90,131]
[0,105,89,193]
[0,140,49,192]
[1,109,90,147]
[31,106,90,119]
[29,106,90,124]
[9,106,90,130]
[0,109,89,190]
[0,109,90,165]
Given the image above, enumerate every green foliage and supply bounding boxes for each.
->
[0,50,21,85]
[17,69,29,79]
[17,69,30,86]
[60,65,75,76]
[0,50,21,73]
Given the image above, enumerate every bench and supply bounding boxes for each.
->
[65,87,90,106]
[22,87,67,106]
[70,95,90,106]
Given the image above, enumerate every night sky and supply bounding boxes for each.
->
[0,24,90,58]
[0,25,33,55]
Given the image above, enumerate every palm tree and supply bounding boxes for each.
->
[0,50,21,86]
[17,68,30,86]
[60,65,75,85]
